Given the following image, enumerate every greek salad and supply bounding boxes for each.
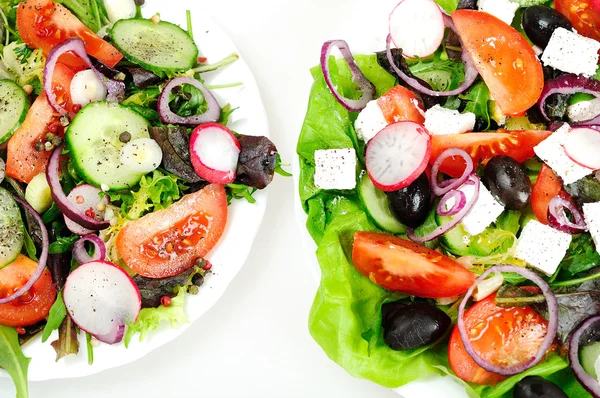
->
[0,0,284,396]
[298,0,600,397]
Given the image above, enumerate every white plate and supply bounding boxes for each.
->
[1,0,269,382]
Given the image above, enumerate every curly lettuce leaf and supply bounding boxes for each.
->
[2,41,44,93]
[0,325,30,398]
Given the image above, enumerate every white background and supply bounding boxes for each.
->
[0,0,401,396]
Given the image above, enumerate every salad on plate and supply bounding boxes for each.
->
[0,0,284,396]
[297,0,600,397]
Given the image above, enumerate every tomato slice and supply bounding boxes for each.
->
[377,86,425,125]
[448,293,552,386]
[531,164,574,225]
[452,10,544,116]
[0,254,56,327]
[117,184,228,278]
[351,232,475,298]
[430,129,552,178]
[556,0,600,41]
[17,0,123,69]
[52,62,76,115]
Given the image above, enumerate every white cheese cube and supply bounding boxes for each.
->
[314,149,357,190]
[567,98,600,123]
[478,0,519,25]
[541,28,600,77]
[354,100,388,142]
[534,124,594,184]
[446,181,505,235]
[515,220,572,276]
[583,202,600,254]
[424,105,476,136]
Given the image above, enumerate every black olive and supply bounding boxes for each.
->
[474,117,488,132]
[457,0,476,10]
[386,172,431,228]
[522,6,572,48]
[513,376,567,398]
[484,156,531,210]
[382,303,451,351]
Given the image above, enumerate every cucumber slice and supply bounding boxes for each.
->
[436,214,473,256]
[0,80,29,145]
[358,174,407,233]
[0,187,24,269]
[65,102,150,190]
[580,341,600,379]
[25,173,53,213]
[110,18,199,75]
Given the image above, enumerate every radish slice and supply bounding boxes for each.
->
[564,127,600,170]
[64,184,110,236]
[63,260,141,344]
[189,122,241,184]
[366,121,431,192]
[389,0,445,58]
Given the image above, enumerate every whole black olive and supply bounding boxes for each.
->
[457,0,477,10]
[382,303,451,351]
[513,376,567,398]
[484,156,531,210]
[387,172,431,228]
[522,6,572,48]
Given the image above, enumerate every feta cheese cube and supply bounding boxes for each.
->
[583,202,600,254]
[567,98,600,123]
[515,220,572,276]
[424,105,476,136]
[534,124,594,184]
[314,148,357,190]
[541,28,600,77]
[354,100,388,142]
[446,180,505,235]
[478,0,519,25]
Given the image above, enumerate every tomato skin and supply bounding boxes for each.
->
[531,164,573,225]
[376,86,425,125]
[430,130,552,178]
[351,232,475,298]
[448,293,552,386]
[17,0,123,69]
[556,0,600,41]
[0,254,56,327]
[452,10,544,116]
[117,184,228,278]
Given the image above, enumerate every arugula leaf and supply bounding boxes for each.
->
[21,228,37,261]
[48,235,79,254]
[226,183,257,204]
[85,333,93,365]
[51,316,79,362]
[274,154,292,177]
[434,0,460,13]
[0,325,30,398]
[459,81,491,130]
[55,0,109,33]
[41,293,67,343]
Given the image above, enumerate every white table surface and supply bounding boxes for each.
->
[0,0,400,396]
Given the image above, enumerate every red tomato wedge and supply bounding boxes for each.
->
[430,129,552,177]
[51,62,76,116]
[117,184,228,278]
[452,10,544,116]
[17,0,123,69]
[531,164,573,225]
[376,86,425,124]
[556,0,600,41]
[351,232,475,298]
[0,254,56,327]
[448,293,552,386]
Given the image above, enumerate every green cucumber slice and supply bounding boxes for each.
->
[110,18,199,75]
[0,80,29,145]
[0,187,24,269]
[65,102,150,190]
[358,174,407,234]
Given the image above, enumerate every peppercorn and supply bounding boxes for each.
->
[119,131,131,143]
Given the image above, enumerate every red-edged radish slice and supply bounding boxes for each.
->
[366,121,432,192]
[189,122,241,184]
[63,260,141,344]
[389,0,445,58]
[64,184,110,236]
[564,127,600,170]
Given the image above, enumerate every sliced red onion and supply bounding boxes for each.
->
[44,38,125,115]
[157,77,221,125]
[0,196,49,304]
[569,315,600,398]
[320,40,376,112]
[458,265,558,376]
[385,15,478,97]
[46,146,110,230]
[548,196,587,234]
[72,235,106,265]
[538,74,600,122]
[437,189,466,216]
[408,175,479,242]
[431,148,474,196]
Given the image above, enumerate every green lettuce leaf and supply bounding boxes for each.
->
[41,292,67,343]
[55,0,109,33]
[434,0,460,13]
[0,325,30,398]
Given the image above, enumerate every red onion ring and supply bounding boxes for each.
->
[431,148,474,196]
[46,146,110,230]
[408,175,479,242]
[0,157,5,185]
[538,74,600,122]
[157,77,221,125]
[569,315,600,398]
[320,40,376,112]
[385,15,478,97]
[72,235,106,265]
[458,265,558,376]
[44,38,125,115]
[0,196,49,304]
[437,189,467,216]
[548,196,587,234]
